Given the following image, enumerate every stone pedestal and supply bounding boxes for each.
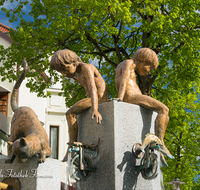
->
[77,100,163,190]
[0,156,61,190]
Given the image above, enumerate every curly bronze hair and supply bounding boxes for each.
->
[50,49,82,72]
[132,48,158,69]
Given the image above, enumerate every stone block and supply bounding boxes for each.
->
[76,100,163,190]
[0,156,61,190]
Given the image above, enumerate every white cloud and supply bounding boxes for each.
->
[89,57,99,67]
[0,0,32,30]
[0,0,31,13]
[0,1,18,9]
[0,16,18,29]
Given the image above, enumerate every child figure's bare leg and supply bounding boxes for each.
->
[62,98,92,162]
[66,113,78,143]
[123,94,173,165]
[155,112,175,166]
[155,112,170,154]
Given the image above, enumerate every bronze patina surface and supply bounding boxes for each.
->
[5,59,52,164]
[50,49,108,161]
[115,48,173,166]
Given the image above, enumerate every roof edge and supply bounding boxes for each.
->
[0,23,10,33]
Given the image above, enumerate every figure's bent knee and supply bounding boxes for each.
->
[66,110,76,119]
[159,105,169,115]
[66,109,70,116]
[164,105,169,115]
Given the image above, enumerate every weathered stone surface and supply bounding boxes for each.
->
[76,100,163,190]
[0,156,61,190]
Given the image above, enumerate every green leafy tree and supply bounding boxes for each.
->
[0,0,200,189]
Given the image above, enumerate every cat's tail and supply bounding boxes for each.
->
[11,58,28,112]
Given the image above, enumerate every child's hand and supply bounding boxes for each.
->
[92,110,102,124]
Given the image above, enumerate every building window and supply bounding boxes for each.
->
[0,92,8,117]
[50,126,59,159]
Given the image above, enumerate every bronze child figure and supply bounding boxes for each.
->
[6,59,52,164]
[50,49,108,161]
[115,48,173,166]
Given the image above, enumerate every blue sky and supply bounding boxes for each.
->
[0,1,31,29]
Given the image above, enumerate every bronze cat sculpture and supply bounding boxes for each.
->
[5,59,52,163]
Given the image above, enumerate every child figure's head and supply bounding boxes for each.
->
[50,49,82,78]
[132,48,158,76]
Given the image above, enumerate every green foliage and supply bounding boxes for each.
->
[59,77,87,107]
[0,0,200,188]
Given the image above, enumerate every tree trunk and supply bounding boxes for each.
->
[137,74,154,96]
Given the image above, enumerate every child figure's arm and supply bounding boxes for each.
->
[117,60,132,100]
[83,65,102,124]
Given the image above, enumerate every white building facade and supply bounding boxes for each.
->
[0,23,69,183]
[0,23,14,157]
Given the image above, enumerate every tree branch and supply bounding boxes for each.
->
[85,32,117,67]
[112,34,123,62]
[80,48,116,55]
[173,42,185,53]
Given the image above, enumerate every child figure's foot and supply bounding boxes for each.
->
[160,153,168,167]
[158,142,174,167]
[62,142,74,162]
[62,146,70,162]
[159,142,174,159]
[62,141,78,162]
